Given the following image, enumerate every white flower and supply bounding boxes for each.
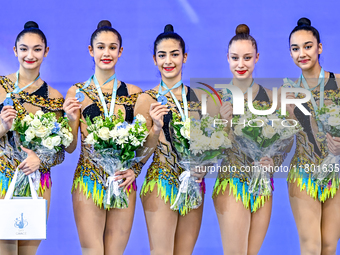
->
[180,126,190,140]
[98,127,110,140]
[190,127,203,138]
[234,124,244,137]
[271,119,285,130]
[262,125,276,139]
[84,132,96,145]
[42,137,54,150]
[328,105,340,116]
[87,124,97,132]
[131,137,140,147]
[25,128,36,142]
[251,117,267,127]
[23,114,33,124]
[183,118,190,130]
[116,136,128,145]
[35,110,44,118]
[51,136,61,147]
[94,118,103,128]
[35,126,50,138]
[135,114,146,124]
[109,129,119,140]
[59,128,69,135]
[192,134,210,148]
[61,130,73,146]
[328,116,340,127]
[116,124,129,138]
[137,126,146,133]
[210,131,224,149]
[31,118,42,129]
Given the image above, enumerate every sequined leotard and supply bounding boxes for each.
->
[0,76,64,196]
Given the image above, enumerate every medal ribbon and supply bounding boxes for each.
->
[80,74,117,118]
[6,71,40,99]
[300,67,325,133]
[158,80,188,121]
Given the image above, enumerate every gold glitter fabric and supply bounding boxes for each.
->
[288,89,340,201]
[0,76,65,196]
[71,82,142,208]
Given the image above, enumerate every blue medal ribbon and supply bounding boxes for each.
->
[300,68,325,141]
[4,71,40,106]
[157,80,188,121]
[78,74,117,118]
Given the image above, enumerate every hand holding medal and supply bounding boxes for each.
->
[0,105,17,132]
[75,89,85,102]
[3,71,40,107]
[156,80,188,121]
[157,95,167,105]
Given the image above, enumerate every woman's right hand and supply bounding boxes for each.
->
[18,146,41,175]
[0,105,17,131]
[149,102,169,132]
[63,97,82,121]
[220,101,233,122]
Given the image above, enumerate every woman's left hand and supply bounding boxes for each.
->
[259,156,274,168]
[191,165,207,183]
[326,133,340,156]
[116,169,135,192]
[18,146,41,175]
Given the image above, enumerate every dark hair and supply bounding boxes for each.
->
[15,21,47,48]
[90,20,122,48]
[289,17,321,44]
[153,24,186,55]
[228,24,258,53]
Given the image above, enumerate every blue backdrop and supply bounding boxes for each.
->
[1,0,340,254]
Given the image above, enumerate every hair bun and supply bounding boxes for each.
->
[97,20,112,29]
[24,21,39,29]
[297,17,311,26]
[236,24,250,35]
[164,24,174,33]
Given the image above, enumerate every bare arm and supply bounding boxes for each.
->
[63,86,81,153]
[134,93,169,164]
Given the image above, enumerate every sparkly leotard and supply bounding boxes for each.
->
[0,76,64,196]
[71,81,142,209]
[213,85,285,212]
[288,72,340,201]
[137,87,204,215]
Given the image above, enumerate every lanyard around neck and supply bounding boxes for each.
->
[300,67,325,112]
[84,74,117,118]
[300,67,325,133]
[6,71,40,98]
[158,80,188,121]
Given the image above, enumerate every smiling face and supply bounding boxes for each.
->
[227,39,259,80]
[89,31,123,71]
[14,33,49,71]
[153,38,187,82]
[290,30,322,71]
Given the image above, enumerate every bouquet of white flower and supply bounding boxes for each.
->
[170,113,231,214]
[312,103,340,186]
[84,110,148,209]
[11,110,73,196]
[232,101,302,196]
